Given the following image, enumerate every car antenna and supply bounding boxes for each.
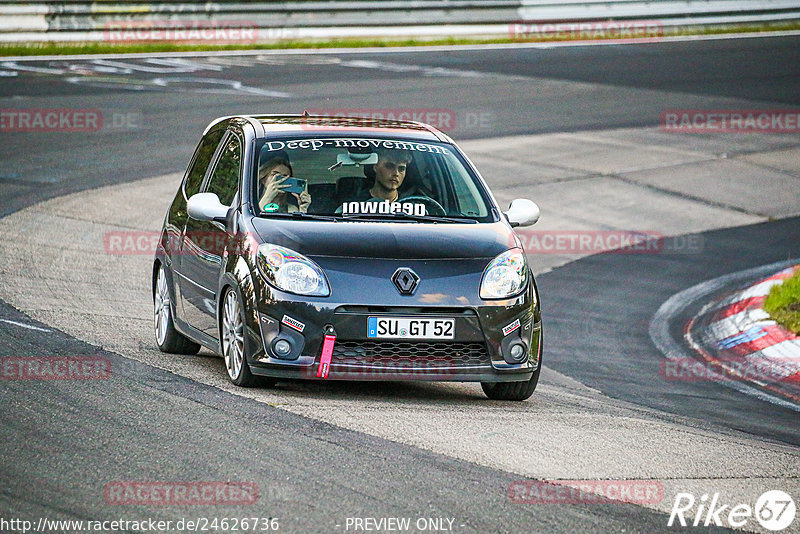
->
[302,110,310,117]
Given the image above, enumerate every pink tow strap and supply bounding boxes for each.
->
[316,332,336,378]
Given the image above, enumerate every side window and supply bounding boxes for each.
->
[205,135,241,207]
[184,129,225,198]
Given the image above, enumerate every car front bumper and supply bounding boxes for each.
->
[237,256,542,382]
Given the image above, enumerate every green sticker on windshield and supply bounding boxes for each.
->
[263,203,279,212]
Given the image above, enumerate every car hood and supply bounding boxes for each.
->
[250,217,518,259]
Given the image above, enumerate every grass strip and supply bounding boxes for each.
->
[1,21,799,57]
[764,268,800,334]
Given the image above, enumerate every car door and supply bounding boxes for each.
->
[179,132,242,336]
[171,127,226,326]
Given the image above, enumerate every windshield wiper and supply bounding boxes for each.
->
[342,212,476,224]
[259,212,339,222]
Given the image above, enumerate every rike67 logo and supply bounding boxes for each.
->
[668,490,796,531]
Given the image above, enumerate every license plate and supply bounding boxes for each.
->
[367,317,454,339]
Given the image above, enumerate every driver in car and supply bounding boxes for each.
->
[337,148,443,215]
[367,149,412,202]
[349,148,414,202]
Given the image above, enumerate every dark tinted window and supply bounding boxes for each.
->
[206,135,241,206]
[184,129,225,197]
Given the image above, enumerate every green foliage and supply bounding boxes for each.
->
[764,269,800,334]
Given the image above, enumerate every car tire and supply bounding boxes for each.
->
[154,264,201,355]
[481,332,542,401]
[220,286,257,387]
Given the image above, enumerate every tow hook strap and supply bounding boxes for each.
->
[316,325,336,379]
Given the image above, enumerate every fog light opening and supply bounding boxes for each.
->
[509,342,527,362]
[272,338,293,358]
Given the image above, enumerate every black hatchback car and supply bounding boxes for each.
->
[153,115,542,400]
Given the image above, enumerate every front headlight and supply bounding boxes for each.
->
[480,248,528,299]
[256,244,330,296]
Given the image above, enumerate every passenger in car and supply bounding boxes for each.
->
[258,155,311,213]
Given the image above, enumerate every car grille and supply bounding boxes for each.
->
[331,340,490,368]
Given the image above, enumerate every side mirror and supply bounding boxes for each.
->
[187,193,229,222]
[504,199,540,228]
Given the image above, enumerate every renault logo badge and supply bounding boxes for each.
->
[391,268,420,295]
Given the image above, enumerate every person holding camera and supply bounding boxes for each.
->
[258,155,311,213]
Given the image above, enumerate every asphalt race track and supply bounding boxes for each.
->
[540,217,800,445]
[1,35,799,533]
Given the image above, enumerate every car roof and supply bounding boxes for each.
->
[209,114,451,143]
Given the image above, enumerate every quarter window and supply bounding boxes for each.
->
[184,129,225,198]
[206,135,242,207]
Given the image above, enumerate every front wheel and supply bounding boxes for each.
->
[481,369,540,401]
[481,332,542,401]
[220,287,256,387]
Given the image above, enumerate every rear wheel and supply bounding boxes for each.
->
[154,264,201,355]
[221,287,256,387]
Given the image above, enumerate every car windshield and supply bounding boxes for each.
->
[252,137,494,222]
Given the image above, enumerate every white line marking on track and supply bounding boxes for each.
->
[339,58,488,78]
[150,76,292,96]
[0,61,64,73]
[64,76,151,91]
[92,58,223,73]
[0,318,52,332]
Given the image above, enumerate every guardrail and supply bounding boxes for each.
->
[1,0,799,42]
